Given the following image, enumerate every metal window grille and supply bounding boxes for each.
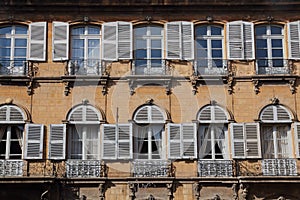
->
[198,160,233,177]
[262,159,297,176]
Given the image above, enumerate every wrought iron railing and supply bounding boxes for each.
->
[66,160,106,178]
[262,159,297,176]
[0,60,29,75]
[0,160,24,176]
[256,59,290,75]
[132,160,172,177]
[195,59,228,75]
[198,160,233,177]
[131,59,170,75]
[67,59,102,76]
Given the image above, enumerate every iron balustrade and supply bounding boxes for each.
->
[131,59,170,75]
[0,160,23,176]
[256,59,290,75]
[0,60,29,75]
[194,59,228,75]
[262,159,297,176]
[67,59,102,76]
[132,160,172,177]
[198,160,233,177]
[66,160,104,178]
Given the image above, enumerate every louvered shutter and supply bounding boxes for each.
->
[168,124,181,159]
[244,123,261,158]
[102,124,117,159]
[24,124,44,159]
[118,22,132,60]
[102,22,117,61]
[182,22,194,60]
[231,123,245,158]
[52,21,69,61]
[118,124,133,159]
[166,22,181,59]
[243,22,254,60]
[294,123,300,158]
[48,124,66,160]
[288,21,300,60]
[182,124,197,158]
[227,21,243,60]
[29,22,47,61]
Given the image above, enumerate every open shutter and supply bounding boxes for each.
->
[24,124,44,159]
[288,21,300,59]
[244,123,261,158]
[102,22,117,61]
[166,22,181,59]
[118,124,133,159]
[102,124,117,159]
[182,124,197,159]
[48,124,66,160]
[182,22,194,60]
[231,123,245,158]
[52,21,69,61]
[168,124,181,159]
[29,22,47,61]
[227,21,243,60]
[294,123,300,158]
[118,22,132,60]
[243,22,254,60]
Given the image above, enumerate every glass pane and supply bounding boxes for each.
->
[272,49,283,57]
[71,27,84,35]
[212,59,223,68]
[195,26,207,36]
[197,49,207,58]
[197,59,208,67]
[10,141,22,155]
[14,48,26,57]
[257,49,268,58]
[151,59,162,67]
[256,39,267,48]
[88,26,100,34]
[15,39,27,47]
[273,59,283,67]
[0,48,11,57]
[71,49,84,59]
[135,49,147,59]
[255,26,267,36]
[135,59,147,67]
[257,59,268,67]
[211,26,222,35]
[151,40,161,48]
[134,27,147,36]
[151,49,161,58]
[211,40,222,48]
[0,38,11,47]
[0,27,12,34]
[271,26,282,35]
[14,58,26,67]
[271,39,282,48]
[197,39,207,48]
[150,26,162,35]
[15,26,28,34]
[212,50,222,58]
[136,39,146,49]
[88,39,99,48]
[72,39,84,48]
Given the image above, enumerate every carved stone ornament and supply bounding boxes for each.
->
[238,184,248,200]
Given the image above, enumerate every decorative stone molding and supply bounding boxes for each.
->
[289,79,296,94]
[193,182,202,200]
[129,183,137,200]
[237,184,248,200]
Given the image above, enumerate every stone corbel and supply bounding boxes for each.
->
[232,183,238,200]
[26,80,33,96]
[227,75,234,94]
[289,79,296,94]
[64,81,71,96]
[190,75,199,95]
[193,182,202,200]
[166,183,174,200]
[129,183,137,200]
[253,79,260,94]
[238,183,249,200]
[99,182,108,200]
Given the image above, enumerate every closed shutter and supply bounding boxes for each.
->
[118,124,133,159]
[102,124,117,159]
[227,21,243,60]
[244,123,261,158]
[24,124,44,159]
[166,22,181,59]
[288,21,300,59]
[102,22,117,61]
[294,123,300,158]
[118,22,132,60]
[168,124,181,159]
[231,123,246,158]
[182,22,194,60]
[182,124,197,158]
[52,21,69,61]
[243,22,254,60]
[48,124,66,160]
[29,22,47,61]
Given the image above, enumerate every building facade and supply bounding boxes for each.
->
[1,0,300,199]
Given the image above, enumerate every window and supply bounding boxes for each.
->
[255,24,286,72]
[195,25,225,74]
[70,25,101,75]
[0,25,28,75]
[133,25,164,75]
[0,126,23,159]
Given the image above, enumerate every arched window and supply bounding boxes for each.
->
[0,25,28,75]
[259,105,292,159]
[133,24,164,75]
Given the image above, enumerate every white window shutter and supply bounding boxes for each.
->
[168,124,181,159]
[182,22,194,60]
[231,123,246,158]
[102,124,117,159]
[182,123,197,159]
[102,22,117,61]
[118,22,132,60]
[52,21,69,61]
[29,22,47,61]
[244,123,261,158]
[48,124,66,160]
[166,22,182,59]
[243,22,254,60]
[117,124,133,159]
[294,123,300,158]
[288,21,300,60]
[24,124,44,159]
[227,21,243,60]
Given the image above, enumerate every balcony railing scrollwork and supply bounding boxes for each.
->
[66,160,106,178]
[67,59,103,76]
[0,60,30,76]
[132,160,173,177]
[262,159,297,176]
[0,160,24,177]
[194,59,228,75]
[198,160,233,177]
[256,59,291,75]
[131,59,170,75]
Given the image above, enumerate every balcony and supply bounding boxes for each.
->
[195,59,228,75]
[256,59,290,75]
[0,160,24,177]
[0,60,29,76]
[262,159,297,176]
[132,160,172,177]
[198,160,233,177]
[66,160,106,178]
[131,59,170,75]
[67,59,102,76]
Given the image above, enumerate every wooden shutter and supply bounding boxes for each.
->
[29,22,47,61]
[168,124,181,159]
[52,21,69,61]
[243,22,254,60]
[227,21,243,60]
[102,124,117,159]
[24,124,44,159]
[117,124,133,159]
[288,21,300,59]
[244,123,261,158]
[231,123,246,158]
[182,22,194,60]
[182,124,197,159]
[166,22,181,59]
[118,22,132,60]
[102,22,117,61]
[48,124,66,160]
[294,123,300,158]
